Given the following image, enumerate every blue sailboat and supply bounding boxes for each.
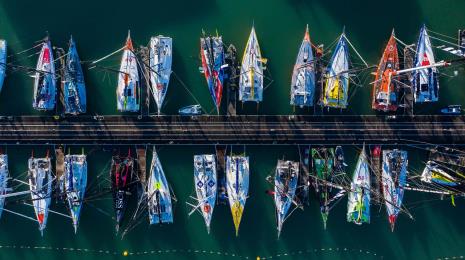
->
[321,32,350,109]
[412,25,439,103]
[64,37,86,114]
[290,25,315,108]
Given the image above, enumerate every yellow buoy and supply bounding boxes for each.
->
[256,257,260,260]
[123,250,129,257]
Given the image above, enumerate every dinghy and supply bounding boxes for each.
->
[147,149,173,225]
[28,154,52,235]
[179,104,203,115]
[321,32,350,109]
[290,25,315,108]
[0,39,6,93]
[413,25,439,103]
[149,36,172,114]
[33,39,56,111]
[239,26,265,103]
[63,153,87,233]
[226,155,249,236]
[193,154,217,233]
[372,31,399,112]
[381,149,407,231]
[0,153,9,219]
[274,160,299,238]
[110,150,134,232]
[347,145,370,225]
[117,31,140,112]
[64,37,86,114]
[200,33,226,114]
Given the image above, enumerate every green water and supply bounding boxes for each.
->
[1,0,465,259]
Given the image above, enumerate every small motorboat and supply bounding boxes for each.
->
[179,104,203,115]
[440,105,462,115]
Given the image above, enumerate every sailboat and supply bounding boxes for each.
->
[421,160,465,193]
[311,147,346,229]
[64,37,86,114]
[200,32,226,114]
[0,153,9,220]
[63,153,87,233]
[274,160,299,238]
[149,36,172,114]
[110,150,134,232]
[147,149,173,225]
[226,155,249,236]
[0,39,6,93]
[290,25,315,108]
[28,153,52,235]
[33,38,56,111]
[117,31,140,112]
[347,145,370,225]
[193,154,217,233]
[412,25,439,103]
[239,26,265,103]
[381,149,408,231]
[321,32,350,109]
[372,31,399,112]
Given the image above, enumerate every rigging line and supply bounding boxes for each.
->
[427,29,459,41]
[429,35,463,49]
[343,35,368,67]
[394,36,416,53]
[171,70,202,106]
[7,43,43,58]
[90,46,125,65]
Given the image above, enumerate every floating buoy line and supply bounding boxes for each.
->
[0,244,383,259]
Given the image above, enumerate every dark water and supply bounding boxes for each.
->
[1,0,465,259]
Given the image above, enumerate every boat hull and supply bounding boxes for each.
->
[111,154,134,231]
[413,25,439,103]
[239,27,264,103]
[64,38,86,114]
[347,146,370,225]
[117,35,140,112]
[0,154,9,219]
[149,36,172,114]
[63,154,87,232]
[381,149,408,231]
[226,155,249,236]
[148,150,173,225]
[274,160,299,236]
[200,36,225,112]
[28,157,52,234]
[372,33,399,112]
[33,40,56,111]
[291,27,315,107]
[311,147,335,229]
[0,40,6,93]
[322,34,349,109]
[194,154,217,233]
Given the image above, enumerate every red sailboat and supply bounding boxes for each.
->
[372,30,399,112]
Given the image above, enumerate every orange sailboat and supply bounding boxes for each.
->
[372,30,399,112]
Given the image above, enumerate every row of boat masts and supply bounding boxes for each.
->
[0,145,463,238]
[0,25,464,116]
